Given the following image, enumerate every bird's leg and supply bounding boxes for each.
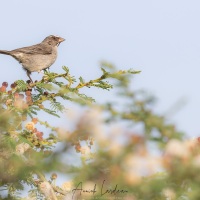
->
[26,71,33,83]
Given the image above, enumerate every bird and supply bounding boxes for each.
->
[0,35,65,82]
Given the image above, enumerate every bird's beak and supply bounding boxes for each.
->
[58,37,65,43]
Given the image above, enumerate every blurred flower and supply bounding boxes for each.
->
[10,131,19,141]
[109,140,124,155]
[75,143,81,153]
[14,99,24,109]
[62,181,73,192]
[165,138,199,159]
[80,146,90,155]
[16,143,30,155]
[6,99,12,106]
[165,139,190,158]
[65,107,78,120]
[184,138,199,153]
[25,122,35,131]
[35,131,43,140]
[56,128,70,141]
[80,145,92,160]
[39,181,55,200]
[124,153,162,183]
[124,172,142,185]
[76,107,103,138]
[162,188,176,200]
[32,118,38,124]
[51,173,57,180]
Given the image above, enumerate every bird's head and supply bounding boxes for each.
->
[42,35,65,46]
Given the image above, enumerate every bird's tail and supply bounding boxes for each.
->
[0,50,11,55]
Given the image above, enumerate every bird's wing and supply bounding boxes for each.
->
[12,43,52,55]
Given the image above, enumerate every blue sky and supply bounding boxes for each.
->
[0,1,200,136]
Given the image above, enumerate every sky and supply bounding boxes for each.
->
[0,1,200,136]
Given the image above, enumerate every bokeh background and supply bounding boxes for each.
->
[0,0,200,136]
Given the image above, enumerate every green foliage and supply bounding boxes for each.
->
[0,63,198,200]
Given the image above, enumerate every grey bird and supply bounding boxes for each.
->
[0,35,65,82]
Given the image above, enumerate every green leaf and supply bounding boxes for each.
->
[62,66,69,73]
[16,80,28,91]
[42,108,60,117]
[79,76,85,84]
[50,101,64,112]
